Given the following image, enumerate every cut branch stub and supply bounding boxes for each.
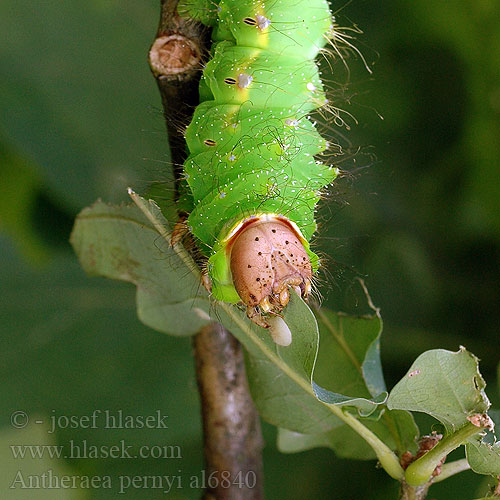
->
[149,34,201,77]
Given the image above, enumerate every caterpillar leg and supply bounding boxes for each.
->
[170,217,189,247]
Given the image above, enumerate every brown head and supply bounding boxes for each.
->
[229,218,312,336]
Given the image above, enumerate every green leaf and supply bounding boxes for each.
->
[387,347,490,432]
[466,437,500,476]
[313,305,387,410]
[70,199,211,336]
[278,409,418,459]
[465,409,500,477]
[277,299,418,457]
[278,425,379,460]
[233,292,342,434]
[387,409,420,455]
[315,299,386,396]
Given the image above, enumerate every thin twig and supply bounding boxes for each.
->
[148,2,264,498]
[432,458,471,483]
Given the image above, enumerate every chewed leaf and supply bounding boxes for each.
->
[387,347,490,432]
[465,409,500,476]
[466,436,500,476]
[70,199,211,336]
[237,293,387,434]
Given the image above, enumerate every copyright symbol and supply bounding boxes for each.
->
[11,411,29,429]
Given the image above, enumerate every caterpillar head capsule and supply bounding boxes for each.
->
[229,218,312,338]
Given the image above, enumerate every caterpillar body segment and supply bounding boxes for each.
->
[202,42,327,110]
[178,0,337,339]
[216,0,331,59]
[185,102,327,158]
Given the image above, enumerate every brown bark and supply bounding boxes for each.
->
[398,482,431,500]
[148,2,264,498]
[194,324,264,499]
[149,0,210,192]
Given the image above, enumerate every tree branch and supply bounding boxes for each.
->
[148,0,210,192]
[148,2,264,499]
[194,323,264,499]
[398,482,431,500]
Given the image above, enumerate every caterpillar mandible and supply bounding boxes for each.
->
[175,0,339,344]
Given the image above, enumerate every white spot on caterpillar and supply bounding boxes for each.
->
[238,73,253,88]
[307,82,317,91]
[285,118,299,127]
[256,14,271,30]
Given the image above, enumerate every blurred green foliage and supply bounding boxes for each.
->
[1,0,499,498]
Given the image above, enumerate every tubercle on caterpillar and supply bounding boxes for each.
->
[173,0,347,345]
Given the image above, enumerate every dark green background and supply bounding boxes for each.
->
[1,0,499,498]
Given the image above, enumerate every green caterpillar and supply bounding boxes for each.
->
[178,0,338,341]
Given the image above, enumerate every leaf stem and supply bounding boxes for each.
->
[340,410,405,480]
[432,458,471,483]
[405,423,482,486]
